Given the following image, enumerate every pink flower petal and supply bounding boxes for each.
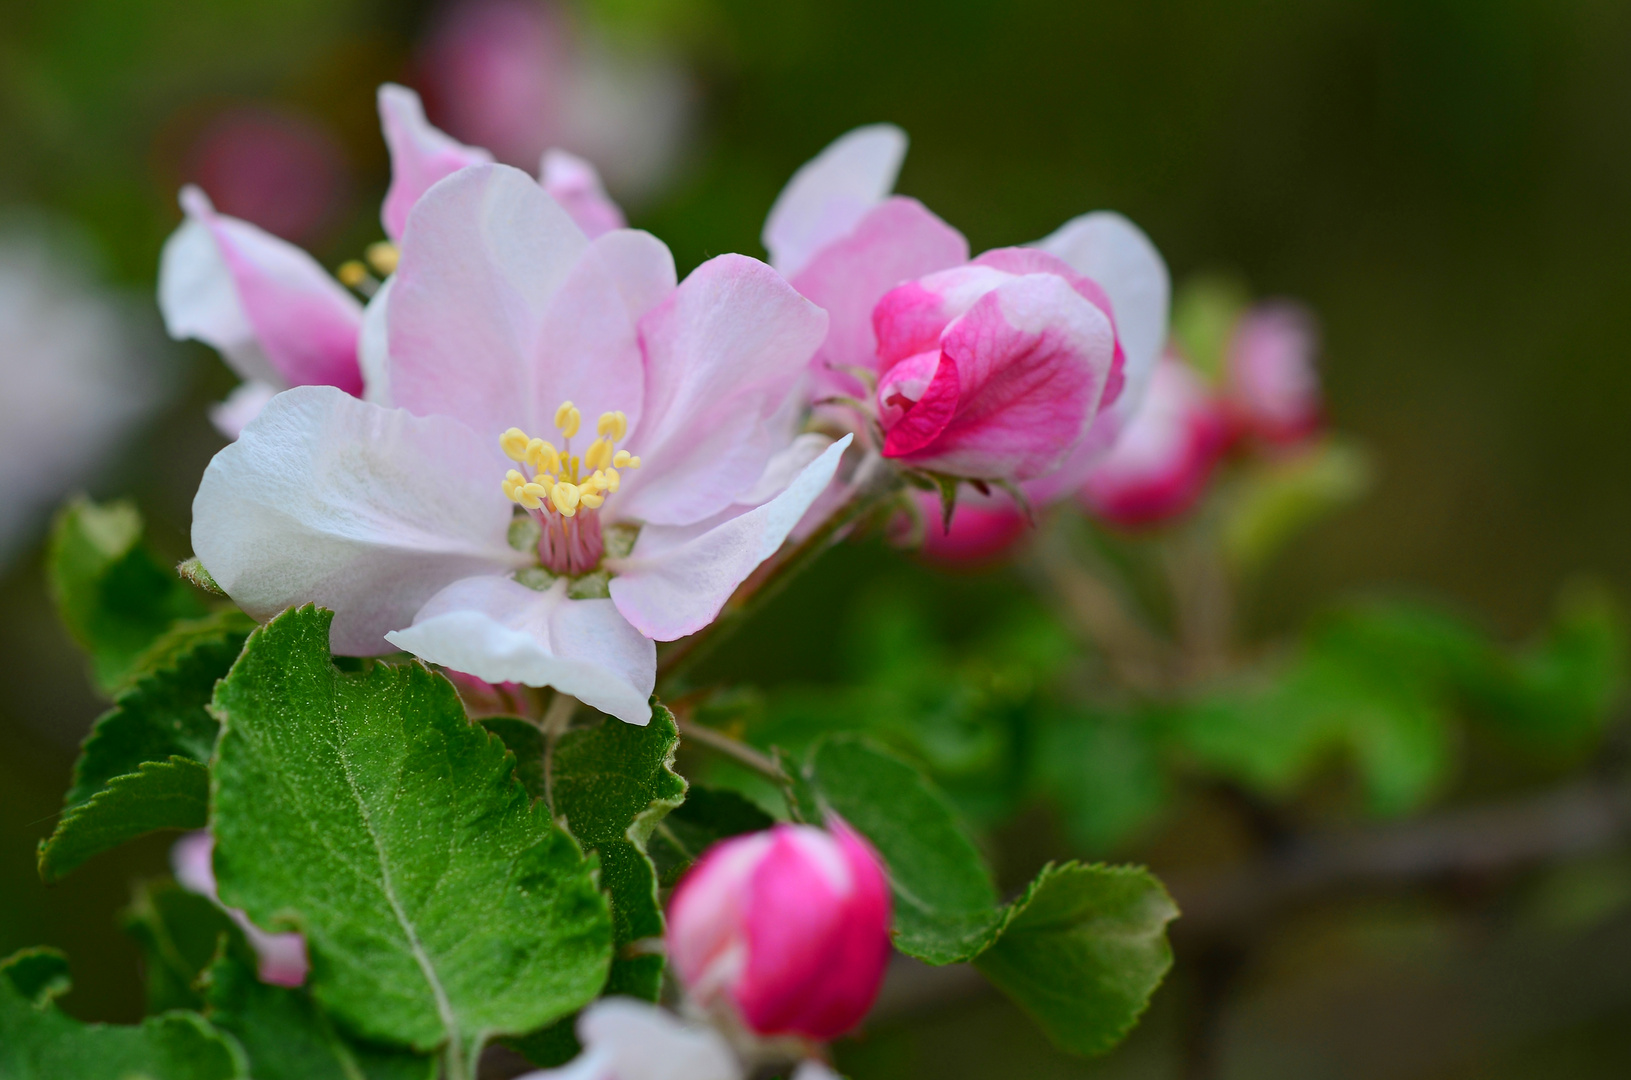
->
[614,255,827,527]
[386,575,655,726]
[1225,301,1322,444]
[763,124,907,278]
[377,83,492,242]
[878,350,960,457]
[608,436,850,640]
[387,164,649,442]
[160,187,363,394]
[790,196,967,400]
[1035,211,1170,429]
[192,386,524,656]
[541,149,627,238]
[972,246,1125,406]
[1081,353,1231,526]
[885,275,1116,481]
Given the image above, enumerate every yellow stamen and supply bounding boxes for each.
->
[526,438,561,475]
[550,481,581,517]
[613,450,641,469]
[601,467,620,493]
[501,428,531,462]
[584,438,612,471]
[517,482,547,511]
[555,401,582,438]
[579,491,604,509]
[365,241,400,277]
[597,410,628,442]
[337,260,370,289]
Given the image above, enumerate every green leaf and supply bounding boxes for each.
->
[38,758,208,882]
[48,497,208,693]
[67,611,253,806]
[649,785,775,887]
[1222,438,1371,574]
[799,736,1003,964]
[550,703,687,1002]
[1032,709,1168,855]
[0,947,247,1079]
[210,606,612,1070]
[203,954,435,1080]
[124,879,252,1013]
[974,863,1177,1058]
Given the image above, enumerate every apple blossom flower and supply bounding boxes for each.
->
[1080,352,1233,527]
[515,998,841,1080]
[1224,301,1323,445]
[667,821,892,1042]
[191,164,847,726]
[0,222,169,568]
[415,0,694,203]
[160,84,628,438]
[171,831,308,987]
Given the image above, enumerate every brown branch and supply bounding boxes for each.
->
[1168,778,1631,939]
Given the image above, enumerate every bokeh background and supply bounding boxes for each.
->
[4,1,1631,1077]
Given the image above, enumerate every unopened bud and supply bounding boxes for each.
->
[666,820,891,1041]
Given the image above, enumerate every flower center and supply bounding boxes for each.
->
[499,400,643,577]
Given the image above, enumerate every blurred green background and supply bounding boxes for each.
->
[4,0,1631,1077]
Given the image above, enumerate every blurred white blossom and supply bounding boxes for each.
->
[0,220,170,566]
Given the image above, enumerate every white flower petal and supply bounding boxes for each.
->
[1034,211,1170,428]
[615,255,827,527]
[763,124,907,278]
[579,999,743,1080]
[609,435,851,641]
[192,386,524,655]
[359,276,393,406]
[158,209,280,387]
[389,164,647,442]
[387,576,655,726]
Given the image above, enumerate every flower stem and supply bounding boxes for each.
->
[674,714,785,781]
[657,451,904,687]
[537,692,577,812]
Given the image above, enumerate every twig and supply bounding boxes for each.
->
[675,714,786,781]
[1027,526,1173,692]
[1169,778,1631,938]
[537,693,577,812]
[657,452,903,686]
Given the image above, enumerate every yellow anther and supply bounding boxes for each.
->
[337,260,370,289]
[533,473,556,488]
[554,401,582,438]
[526,438,561,475]
[579,491,605,509]
[602,467,620,493]
[584,438,612,471]
[501,428,531,462]
[613,450,641,469]
[517,482,547,511]
[550,481,581,517]
[501,476,520,501]
[597,410,628,442]
[365,241,400,277]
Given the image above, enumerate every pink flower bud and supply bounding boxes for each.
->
[871,249,1121,485]
[910,491,1028,564]
[666,821,892,1042]
[1224,302,1323,445]
[172,832,309,988]
[1080,353,1232,527]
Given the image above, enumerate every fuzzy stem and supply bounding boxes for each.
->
[674,714,785,781]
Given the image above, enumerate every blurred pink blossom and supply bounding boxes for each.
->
[416,0,693,201]
[1224,301,1323,445]
[171,831,309,988]
[184,107,349,245]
